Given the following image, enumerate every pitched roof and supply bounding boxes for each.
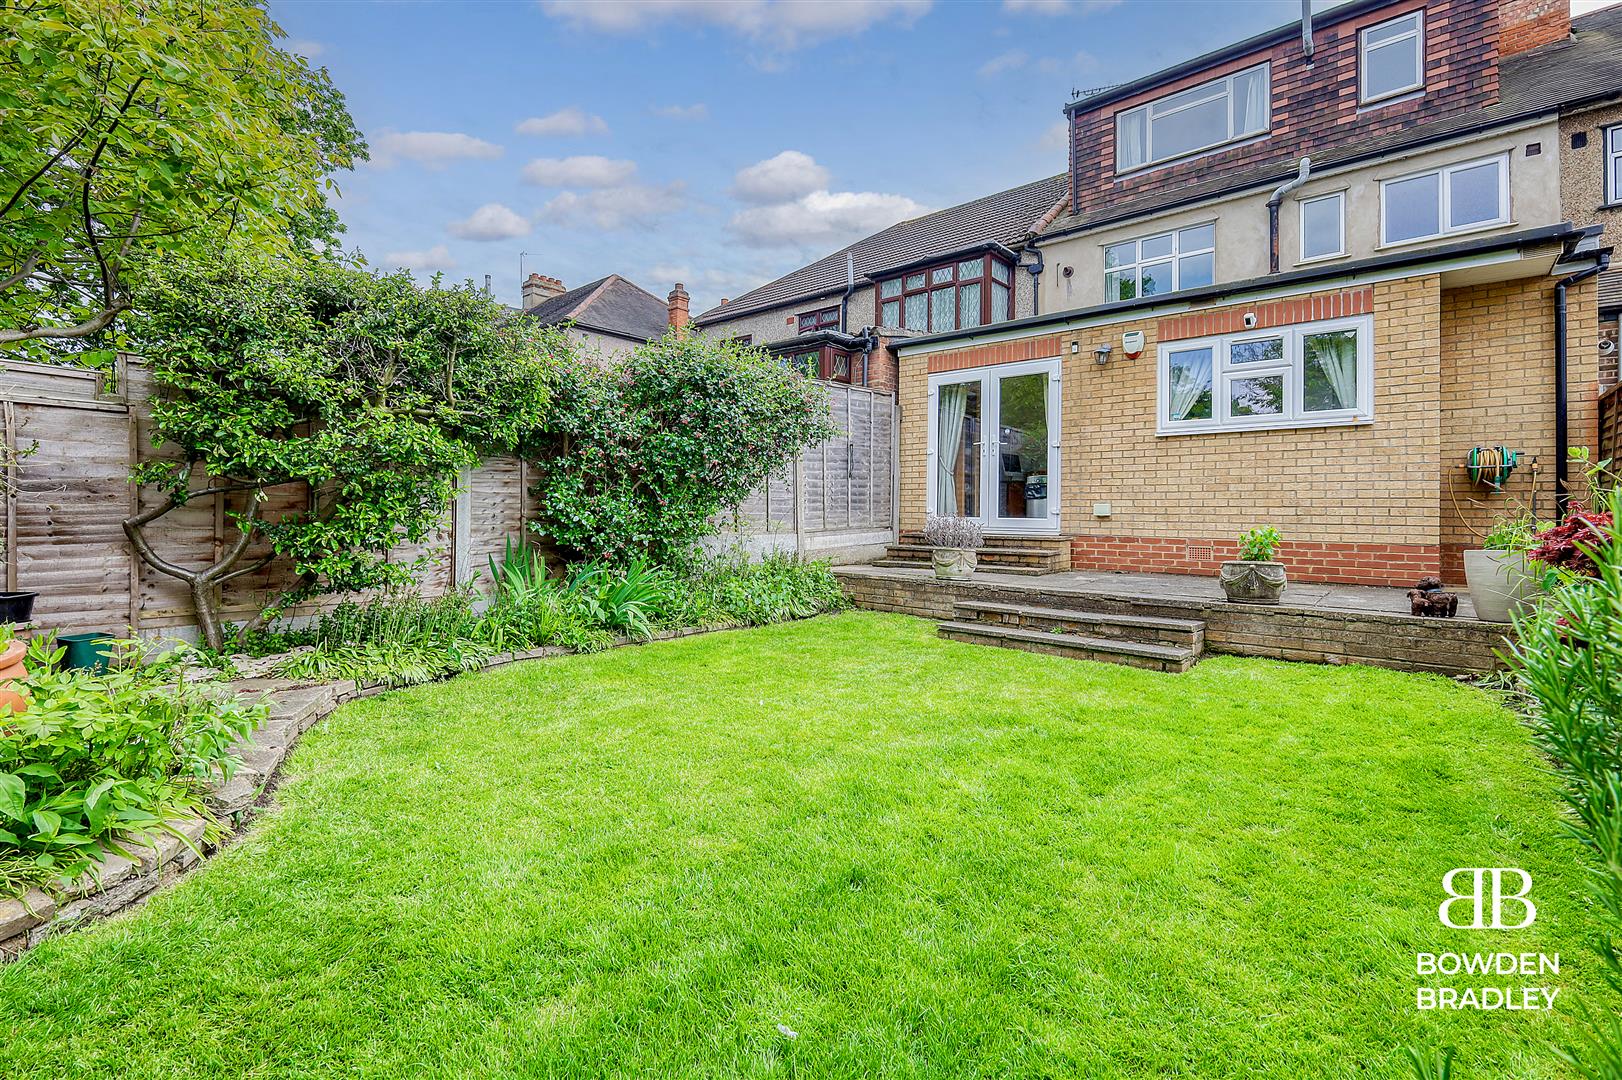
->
[692,174,1069,325]
[525,274,669,343]
[1039,3,1622,242]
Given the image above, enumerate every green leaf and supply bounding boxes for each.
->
[0,772,25,822]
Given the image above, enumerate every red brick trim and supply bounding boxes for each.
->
[1156,287,1373,343]
[926,334,1068,374]
[1068,534,1440,588]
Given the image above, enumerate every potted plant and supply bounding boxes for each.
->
[0,590,37,625]
[923,515,983,581]
[1220,526,1287,604]
[1464,511,1542,623]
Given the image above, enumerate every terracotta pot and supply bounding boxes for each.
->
[1219,560,1288,604]
[932,547,978,581]
[0,639,29,716]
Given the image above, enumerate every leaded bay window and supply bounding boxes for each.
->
[1115,63,1269,172]
[879,253,1013,333]
[1158,314,1373,434]
[1104,223,1215,301]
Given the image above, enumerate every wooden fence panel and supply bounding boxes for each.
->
[1602,383,1622,466]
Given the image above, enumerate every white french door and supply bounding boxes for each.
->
[926,357,1061,535]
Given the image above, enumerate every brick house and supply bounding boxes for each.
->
[874,0,1617,588]
[521,272,684,359]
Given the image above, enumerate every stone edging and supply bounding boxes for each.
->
[0,625,726,962]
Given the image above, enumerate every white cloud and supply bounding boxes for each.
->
[1038,119,1070,153]
[381,244,457,272]
[978,50,1027,78]
[515,108,610,137]
[1003,0,1120,12]
[730,189,928,250]
[539,0,931,51]
[371,131,503,169]
[538,183,685,230]
[447,203,531,241]
[653,103,709,121]
[521,155,639,187]
[732,150,831,204]
[286,39,325,57]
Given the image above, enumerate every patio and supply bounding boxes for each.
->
[834,563,1507,675]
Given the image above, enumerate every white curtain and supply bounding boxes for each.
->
[1168,348,1212,421]
[1243,68,1266,132]
[936,384,969,515]
[1308,332,1358,410]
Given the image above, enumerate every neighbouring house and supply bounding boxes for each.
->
[521,272,682,358]
[691,174,1072,390]
[863,0,1615,588]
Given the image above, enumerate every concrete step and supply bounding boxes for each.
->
[952,600,1205,652]
[871,558,1052,576]
[938,620,1200,673]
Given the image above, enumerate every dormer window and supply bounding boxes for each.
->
[1360,11,1424,105]
[1115,63,1270,173]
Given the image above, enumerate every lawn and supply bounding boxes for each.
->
[0,611,1602,1077]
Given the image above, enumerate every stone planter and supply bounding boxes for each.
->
[932,547,978,581]
[1463,549,1537,623]
[1219,560,1287,604]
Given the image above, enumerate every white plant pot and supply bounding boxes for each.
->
[932,547,978,580]
[1463,549,1537,623]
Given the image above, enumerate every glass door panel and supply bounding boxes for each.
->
[934,380,981,517]
[994,371,1050,522]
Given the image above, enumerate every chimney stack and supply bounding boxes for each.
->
[1498,0,1570,57]
[667,283,690,337]
[521,272,566,311]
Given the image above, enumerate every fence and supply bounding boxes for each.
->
[4,359,898,639]
[3,356,533,638]
[1602,382,1622,467]
[716,382,898,562]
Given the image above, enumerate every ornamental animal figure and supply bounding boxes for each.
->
[1408,577,1459,618]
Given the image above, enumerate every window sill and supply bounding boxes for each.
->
[1156,415,1372,438]
[1376,220,1515,252]
[1295,250,1350,268]
[1357,86,1424,113]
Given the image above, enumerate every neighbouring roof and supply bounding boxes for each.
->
[692,174,1070,326]
[525,274,669,343]
[1039,3,1622,242]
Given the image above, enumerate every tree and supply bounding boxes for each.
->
[0,0,364,352]
[529,334,835,566]
[123,249,564,649]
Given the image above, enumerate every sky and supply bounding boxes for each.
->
[271,0,1622,314]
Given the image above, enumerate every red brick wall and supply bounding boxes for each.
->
[1068,0,1499,223]
[1499,0,1569,55]
[1157,287,1373,343]
[1069,535,1441,587]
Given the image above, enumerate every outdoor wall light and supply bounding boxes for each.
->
[1094,344,1112,365]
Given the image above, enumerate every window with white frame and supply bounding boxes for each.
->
[1299,192,1345,262]
[1360,11,1424,105]
[1607,125,1622,205]
[1104,223,1215,301]
[1115,64,1270,172]
[1158,314,1373,434]
[1381,154,1508,245]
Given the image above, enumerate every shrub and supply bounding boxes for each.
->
[923,515,984,550]
[1528,504,1614,578]
[678,555,847,627]
[1237,526,1282,562]
[0,637,264,893]
[529,334,835,567]
[563,559,675,640]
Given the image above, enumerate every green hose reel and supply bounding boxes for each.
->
[1466,445,1519,491]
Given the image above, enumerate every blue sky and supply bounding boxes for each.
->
[271,0,1613,313]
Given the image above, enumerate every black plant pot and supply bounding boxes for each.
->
[0,591,37,624]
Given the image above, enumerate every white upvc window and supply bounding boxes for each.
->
[1299,192,1345,262]
[1157,314,1374,435]
[1103,222,1215,301]
[1360,11,1425,105]
[1380,154,1509,246]
[1606,125,1622,206]
[1115,63,1270,172]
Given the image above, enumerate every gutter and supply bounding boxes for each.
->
[893,222,1585,354]
[1554,249,1612,512]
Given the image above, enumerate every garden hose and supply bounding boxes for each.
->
[1467,446,1518,491]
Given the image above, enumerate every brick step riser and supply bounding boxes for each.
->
[882,549,1061,568]
[938,627,1195,673]
[963,610,1203,651]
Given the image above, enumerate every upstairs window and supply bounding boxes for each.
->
[797,306,839,333]
[1360,11,1424,105]
[1299,192,1345,262]
[1381,154,1508,245]
[878,254,1013,333]
[1116,63,1269,172]
[1104,223,1215,301]
[1607,125,1622,205]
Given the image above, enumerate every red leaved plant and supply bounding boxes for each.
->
[1527,503,1615,578]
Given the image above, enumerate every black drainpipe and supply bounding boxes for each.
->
[1266,158,1311,275]
[1554,252,1611,512]
[1025,246,1046,317]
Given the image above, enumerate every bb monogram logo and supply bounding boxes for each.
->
[1439,869,1536,930]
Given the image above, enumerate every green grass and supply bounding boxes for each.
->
[0,611,1604,1077]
